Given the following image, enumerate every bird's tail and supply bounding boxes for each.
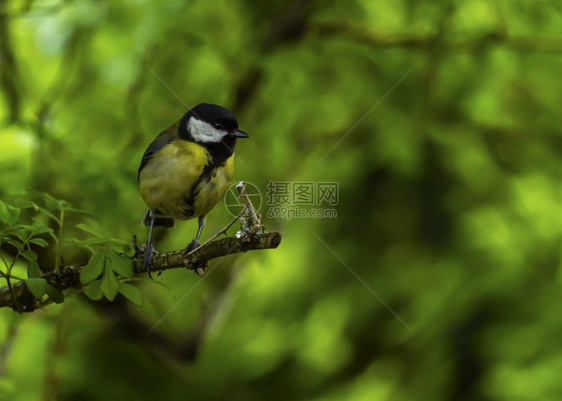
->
[142,209,175,228]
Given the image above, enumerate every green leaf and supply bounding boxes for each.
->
[75,223,103,238]
[21,249,38,263]
[29,238,49,247]
[31,222,53,236]
[11,227,30,242]
[37,192,63,212]
[108,250,133,278]
[100,264,118,301]
[47,230,58,243]
[65,237,107,247]
[5,239,23,252]
[0,202,21,228]
[118,282,142,306]
[122,244,136,258]
[107,238,127,247]
[83,280,103,300]
[13,200,39,211]
[28,261,41,278]
[25,278,47,298]
[63,239,93,253]
[80,247,106,284]
[65,207,93,218]
[38,207,60,224]
[45,285,64,304]
[0,201,9,224]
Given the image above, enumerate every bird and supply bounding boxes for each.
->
[138,103,249,278]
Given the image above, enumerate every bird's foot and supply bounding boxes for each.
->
[183,239,200,256]
[144,241,155,279]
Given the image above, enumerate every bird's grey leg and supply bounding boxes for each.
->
[195,215,205,244]
[144,213,155,279]
[185,216,205,254]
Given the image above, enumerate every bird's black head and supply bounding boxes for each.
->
[178,103,248,164]
[179,103,248,143]
[190,103,239,132]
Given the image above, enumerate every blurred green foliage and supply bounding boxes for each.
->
[1,0,562,400]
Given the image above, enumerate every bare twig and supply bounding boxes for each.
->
[186,208,245,256]
[236,181,262,235]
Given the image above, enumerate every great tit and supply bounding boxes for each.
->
[138,103,249,277]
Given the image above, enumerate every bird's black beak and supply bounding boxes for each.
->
[228,130,249,138]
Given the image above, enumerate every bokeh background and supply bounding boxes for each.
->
[2,0,562,400]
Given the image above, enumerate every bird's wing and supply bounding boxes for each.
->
[137,122,178,180]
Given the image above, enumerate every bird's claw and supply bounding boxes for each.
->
[183,239,200,256]
[144,241,154,279]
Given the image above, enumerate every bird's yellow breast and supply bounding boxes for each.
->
[139,139,234,220]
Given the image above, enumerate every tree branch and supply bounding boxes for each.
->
[0,183,281,312]
[310,22,562,54]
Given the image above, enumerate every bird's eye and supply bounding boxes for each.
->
[213,122,223,130]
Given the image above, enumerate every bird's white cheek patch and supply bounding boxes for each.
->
[188,117,226,143]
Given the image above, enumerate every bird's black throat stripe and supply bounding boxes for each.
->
[205,136,237,164]
[181,135,236,216]
[182,157,227,216]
